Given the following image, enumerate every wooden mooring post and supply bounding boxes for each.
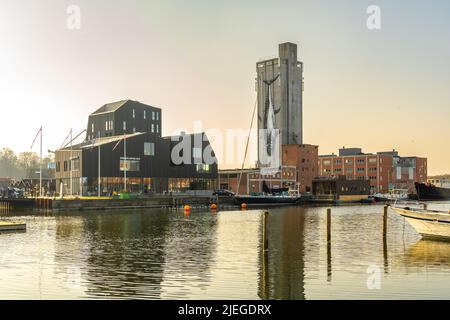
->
[383,205,389,273]
[326,208,332,281]
[263,211,269,252]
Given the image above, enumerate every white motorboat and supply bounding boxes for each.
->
[391,203,450,241]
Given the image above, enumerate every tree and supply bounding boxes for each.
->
[18,152,40,179]
[0,148,19,178]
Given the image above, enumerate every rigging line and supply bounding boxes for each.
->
[60,130,72,150]
[30,126,42,150]
[62,129,87,149]
[237,96,258,193]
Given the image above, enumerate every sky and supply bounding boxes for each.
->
[0,0,449,175]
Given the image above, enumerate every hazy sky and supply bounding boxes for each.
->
[1,0,449,174]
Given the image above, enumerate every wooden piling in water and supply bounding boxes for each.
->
[327,208,331,243]
[383,205,389,272]
[326,208,332,281]
[383,205,388,238]
[263,211,269,251]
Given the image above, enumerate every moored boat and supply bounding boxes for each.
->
[415,182,450,201]
[391,204,450,241]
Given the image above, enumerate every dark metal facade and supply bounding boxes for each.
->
[86,100,162,140]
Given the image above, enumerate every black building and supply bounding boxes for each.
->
[312,175,370,199]
[86,100,162,140]
[56,100,217,196]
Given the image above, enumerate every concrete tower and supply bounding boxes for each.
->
[256,42,304,167]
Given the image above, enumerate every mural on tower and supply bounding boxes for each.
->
[258,74,282,175]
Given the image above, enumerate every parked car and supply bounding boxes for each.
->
[7,187,24,199]
[212,189,235,196]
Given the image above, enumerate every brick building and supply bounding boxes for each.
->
[219,144,318,194]
[318,147,427,193]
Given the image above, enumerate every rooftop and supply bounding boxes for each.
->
[91,100,130,115]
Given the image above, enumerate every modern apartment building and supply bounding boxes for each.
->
[318,147,427,193]
[56,100,217,196]
[86,100,162,140]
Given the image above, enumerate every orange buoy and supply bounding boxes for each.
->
[210,203,217,210]
[184,205,191,212]
[241,203,247,210]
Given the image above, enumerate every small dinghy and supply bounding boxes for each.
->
[390,202,450,241]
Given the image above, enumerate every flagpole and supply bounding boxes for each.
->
[70,129,73,197]
[98,132,101,197]
[40,126,42,197]
[124,134,127,192]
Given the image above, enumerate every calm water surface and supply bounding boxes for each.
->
[1,202,450,300]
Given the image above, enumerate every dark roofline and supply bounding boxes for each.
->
[90,99,161,116]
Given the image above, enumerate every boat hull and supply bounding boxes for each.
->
[415,182,450,201]
[391,207,450,241]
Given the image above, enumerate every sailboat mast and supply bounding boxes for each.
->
[237,97,258,194]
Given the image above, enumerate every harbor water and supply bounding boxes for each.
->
[1,203,450,300]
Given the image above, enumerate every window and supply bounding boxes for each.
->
[73,158,80,171]
[369,158,377,164]
[335,159,342,165]
[151,124,154,133]
[357,159,365,164]
[120,158,140,172]
[64,161,68,172]
[334,168,342,173]
[196,164,210,173]
[144,142,155,156]
[56,162,61,172]
[133,127,136,133]
[105,121,108,131]
[144,110,147,119]
[156,112,159,121]
[91,123,94,133]
[346,168,353,173]
[357,167,365,172]
[323,169,331,174]
[123,121,126,130]
[345,159,353,164]
[132,109,135,118]
[323,160,331,165]
[156,124,159,133]
[152,111,155,120]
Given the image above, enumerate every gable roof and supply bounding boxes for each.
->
[91,100,130,115]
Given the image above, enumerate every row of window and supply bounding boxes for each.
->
[324,167,368,173]
[55,159,80,173]
[56,144,212,173]
[135,109,159,121]
[122,121,159,134]
[322,158,379,166]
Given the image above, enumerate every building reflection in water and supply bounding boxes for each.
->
[54,209,221,299]
[258,207,306,300]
